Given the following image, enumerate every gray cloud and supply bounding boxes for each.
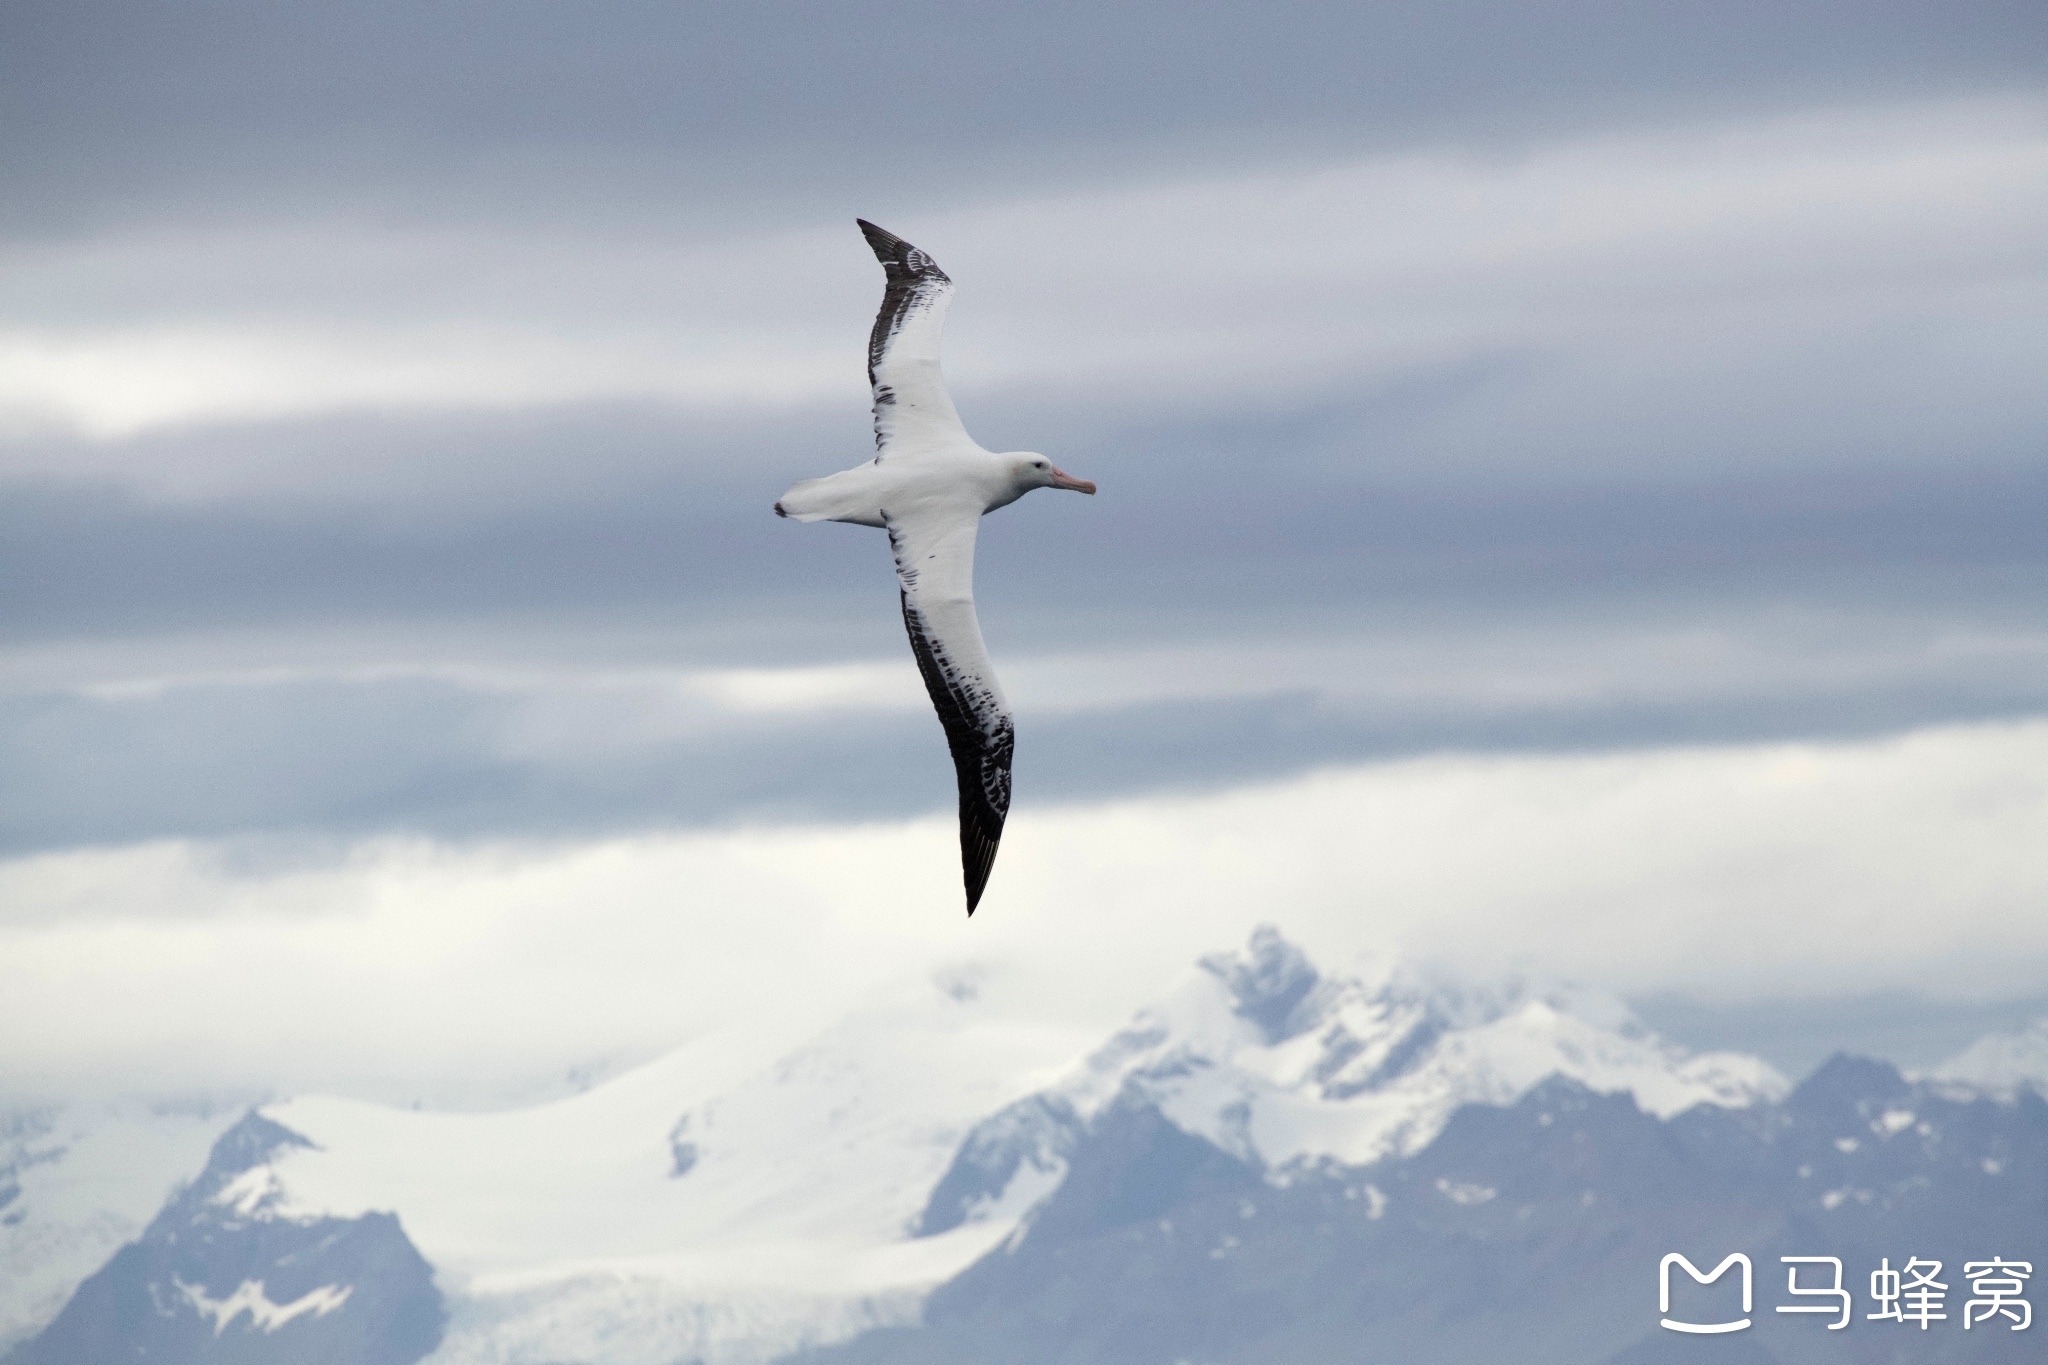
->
[4,392,2042,647]
[3,0,2041,236]
[6,605,2045,864]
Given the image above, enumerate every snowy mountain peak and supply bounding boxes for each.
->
[1041,927,1786,1174]
[1923,1015,2048,1100]
[202,1112,312,1183]
[193,1113,313,1222]
[10,1108,441,1365]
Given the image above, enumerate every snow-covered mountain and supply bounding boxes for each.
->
[11,928,2042,1365]
[913,927,1781,1242]
[0,1098,243,1352]
[17,1112,440,1365]
[1045,927,1776,1163]
[1925,1016,2048,1101]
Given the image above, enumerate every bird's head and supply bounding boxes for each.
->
[1008,452,1096,496]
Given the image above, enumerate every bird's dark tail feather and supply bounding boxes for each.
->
[959,794,1003,916]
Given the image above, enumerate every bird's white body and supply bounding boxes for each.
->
[775,221,1095,914]
[776,447,1040,529]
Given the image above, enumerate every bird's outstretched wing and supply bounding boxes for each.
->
[882,505,1012,914]
[857,219,972,456]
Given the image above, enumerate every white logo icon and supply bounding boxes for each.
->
[1660,1252,1753,1334]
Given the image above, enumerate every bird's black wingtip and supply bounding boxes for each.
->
[857,218,948,280]
[856,218,902,256]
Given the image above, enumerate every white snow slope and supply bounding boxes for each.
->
[10,930,1797,1364]
[253,973,1088,1365]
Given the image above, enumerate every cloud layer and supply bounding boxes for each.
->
[5,98,2042,453]
[8,0,2038,235]
[4,4,2044,1102]
[3,718,2043,1102]
[5,606,2047,859]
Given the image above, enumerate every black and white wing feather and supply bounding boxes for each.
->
[882,507,1012,914]
[857,219,972,455]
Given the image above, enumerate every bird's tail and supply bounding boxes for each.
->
[773,470,880,525]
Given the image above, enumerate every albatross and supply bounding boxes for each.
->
[774,220,1097,915]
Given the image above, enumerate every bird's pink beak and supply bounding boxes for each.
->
[1050,466,1097,494]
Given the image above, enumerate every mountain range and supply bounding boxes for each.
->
[5,927,2042,1364]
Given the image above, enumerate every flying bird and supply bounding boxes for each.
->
[775,221,1097,915]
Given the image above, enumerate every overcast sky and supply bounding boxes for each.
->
[2,1,2045,1102]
